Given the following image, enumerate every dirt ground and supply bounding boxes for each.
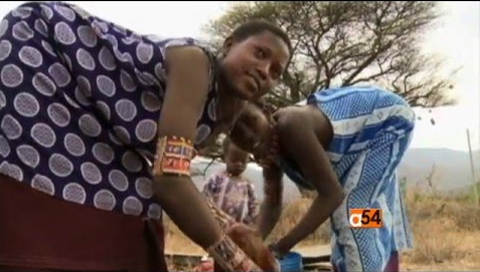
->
[164,188,480,271]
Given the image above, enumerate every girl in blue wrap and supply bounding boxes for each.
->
[230,85,416,272]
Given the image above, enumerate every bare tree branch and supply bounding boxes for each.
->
[201,1,458,157]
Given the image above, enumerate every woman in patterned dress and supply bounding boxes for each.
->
[0,1,290,271]
[230,85,416,272]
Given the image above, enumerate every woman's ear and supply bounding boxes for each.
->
[221,36,234,56]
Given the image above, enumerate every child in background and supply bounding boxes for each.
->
[194,137,260,272]
[202,137,259,226]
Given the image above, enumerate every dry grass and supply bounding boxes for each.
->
[164,198,331,255]
[164,216,205,255]
[401,187,480,270]
[408,217,468,263]
[266,197,331,246]
[165,185,480,271]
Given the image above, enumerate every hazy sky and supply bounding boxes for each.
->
[1,1,479,151]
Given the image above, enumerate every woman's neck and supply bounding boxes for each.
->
[216,62,247,135]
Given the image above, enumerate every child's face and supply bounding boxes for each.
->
[225,143,249,177]
[229,103,272,161]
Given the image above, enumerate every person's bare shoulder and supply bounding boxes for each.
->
[275,107,311,137]
[275,105,331,148]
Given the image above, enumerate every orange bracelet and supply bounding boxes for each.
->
[153,136,194,177]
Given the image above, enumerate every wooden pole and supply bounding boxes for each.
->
[466,129,479,205]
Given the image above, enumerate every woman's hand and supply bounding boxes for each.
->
[268,242,290,260]
[269,239,293,258]
[226,223,280,272]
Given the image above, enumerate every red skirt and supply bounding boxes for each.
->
[0,174,168,272]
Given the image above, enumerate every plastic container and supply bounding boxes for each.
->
[278,251,303,272]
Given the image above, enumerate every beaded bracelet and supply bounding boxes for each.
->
[205,198,236,230]
[153,135,195,177]
[207,233,262,272]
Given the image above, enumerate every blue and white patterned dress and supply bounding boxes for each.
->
[0,2,220,220]
[281,85,415,271]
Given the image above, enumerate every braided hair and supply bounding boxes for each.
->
[250,98,275,123]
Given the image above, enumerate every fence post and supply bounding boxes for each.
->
[466,129,479,205]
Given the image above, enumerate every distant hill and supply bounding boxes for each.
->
[398,148,480,192]
[190,148,480,202]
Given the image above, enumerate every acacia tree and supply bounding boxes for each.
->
[205,1,457,109]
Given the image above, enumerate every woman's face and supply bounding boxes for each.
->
[220,31,290,101]
[229,104,272,160]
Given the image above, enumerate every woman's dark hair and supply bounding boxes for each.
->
[251,98,275,120]
[222,136,232,154]
[230,19,292,55]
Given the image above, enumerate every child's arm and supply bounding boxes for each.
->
[201,173,220,198]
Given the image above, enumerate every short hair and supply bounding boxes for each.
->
[230,19,292,54]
